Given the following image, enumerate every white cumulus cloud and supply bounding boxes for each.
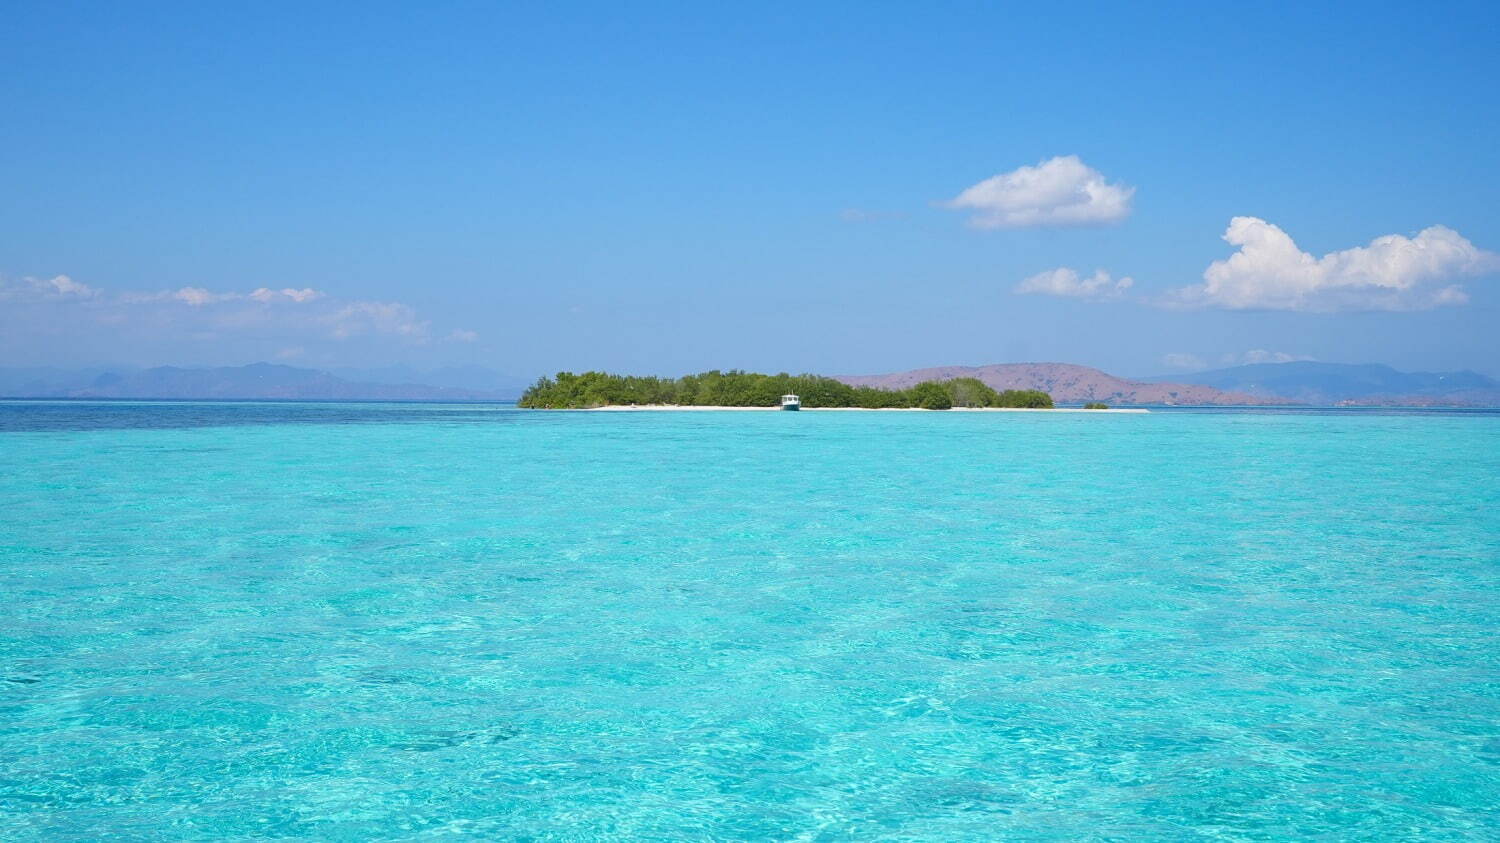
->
[943,155,1134,228]
[1015,267,1133,301]
[1169,217,1498,312]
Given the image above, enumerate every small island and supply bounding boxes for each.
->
[520,370,1056,410]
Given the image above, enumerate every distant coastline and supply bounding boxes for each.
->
[6,360,1492,407]
[840,361,1500,408]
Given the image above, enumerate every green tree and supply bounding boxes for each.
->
[944,377,1001,407]
[995,389,1054,408]
[908,381,953,410]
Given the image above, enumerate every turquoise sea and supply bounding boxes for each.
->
[2,402,1498,839]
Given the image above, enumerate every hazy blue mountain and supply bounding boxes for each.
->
[0,363,513,400]
[330,364,532,396]
[1144,362,1500,406]
[0,367,135,397]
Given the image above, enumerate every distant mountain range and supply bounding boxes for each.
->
[838,363,1274,405]
[1140,361,1500,406]
[0,363,526,400]
[840,361,1500,406]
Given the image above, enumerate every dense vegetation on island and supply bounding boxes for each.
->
[519,371,1053,410]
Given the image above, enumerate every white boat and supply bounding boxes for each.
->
[780,394,801,411]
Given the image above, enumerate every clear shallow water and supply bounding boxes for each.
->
[2,403,1498,839]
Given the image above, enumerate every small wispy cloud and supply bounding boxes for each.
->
[250,287,322,304]
[121,286,326,307]
[0,273,466,356]
[172,287,233,306]
[1161,352,1208,372]
[1161,349,1315,372]
[1015,267,1133,301]
[1229,349,1312,365]
[0,274,100,302]
[325,301,430,340]
[942,155,1133,229]
[1166,217,1498,312]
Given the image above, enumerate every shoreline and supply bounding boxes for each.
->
[573,405,1150,413]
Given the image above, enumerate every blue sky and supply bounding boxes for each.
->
[3,1,1498,378]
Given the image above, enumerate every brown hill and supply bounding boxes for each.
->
[836,363,1276,406]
